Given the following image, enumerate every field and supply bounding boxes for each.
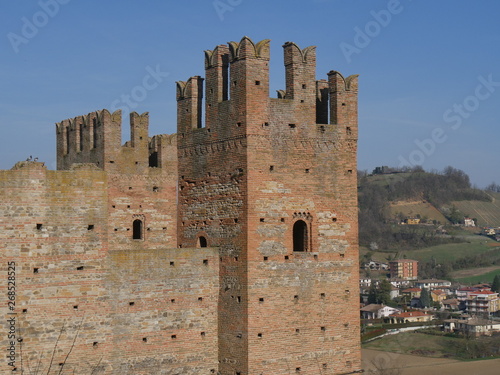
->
[362,330,500,374]
[362,349,500,375]
[453,191,500,227]
[389,200,449,223]
[452,266,500,284]
[398,237,499,264]
[364,331,458,358]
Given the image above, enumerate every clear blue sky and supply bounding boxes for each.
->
[1,0,499,187]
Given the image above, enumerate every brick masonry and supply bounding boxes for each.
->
[1,37,361,374]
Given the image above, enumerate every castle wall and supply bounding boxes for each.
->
[245,126,360,374]
[177,37,362,374]
[0,162,218,374]
[2,36,361,375]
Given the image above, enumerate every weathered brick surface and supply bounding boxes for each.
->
[0,151,217,373]
[1,36,361,375]
[177,37,361,374]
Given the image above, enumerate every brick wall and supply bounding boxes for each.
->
[177,37,361,374]
[1,36,361,375]
[0,162,218,374]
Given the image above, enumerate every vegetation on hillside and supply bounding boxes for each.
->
[358,166,491,250]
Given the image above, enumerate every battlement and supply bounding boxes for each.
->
[56,109,176,173]
[177,36,358,142]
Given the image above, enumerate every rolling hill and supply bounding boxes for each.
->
[453,191,500,227]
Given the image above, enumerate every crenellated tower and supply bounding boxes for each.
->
[177,37,361,375]
[55,109,178,252]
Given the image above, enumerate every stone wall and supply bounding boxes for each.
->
[0,162,218,374]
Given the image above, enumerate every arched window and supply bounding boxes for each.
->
[293,220,308,252]
[197,236,208,248]
[133,219,143,240]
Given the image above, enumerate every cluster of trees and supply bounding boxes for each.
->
[450,334,500,359]
[418,258,451,279]
[416,250,500,280]
[492,275,500,293]
[486,182,500,193]
[388,166,490,207]
[450,248,500,271]
[367,279,393,305]
[358,166,490,249]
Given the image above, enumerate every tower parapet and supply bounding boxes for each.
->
[56,109,175,173]
[328,70,359,128]
[177,37,359,144]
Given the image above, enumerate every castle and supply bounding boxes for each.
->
[1,37,361,374]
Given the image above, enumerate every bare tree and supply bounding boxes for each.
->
[368,356,404,375]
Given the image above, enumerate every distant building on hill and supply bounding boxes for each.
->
[389,259,418,279]
[463,217,475,227]
[404,217,420,225]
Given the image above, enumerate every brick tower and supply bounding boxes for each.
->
[177,37,361,374]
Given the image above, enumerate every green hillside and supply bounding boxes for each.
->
[453,192,500,227]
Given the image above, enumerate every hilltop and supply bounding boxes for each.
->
[358,166,500,281]
[358,166,498,251]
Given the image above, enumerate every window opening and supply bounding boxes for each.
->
[133,219,143,240]
[79,124,84,152]
[293,220,308,252]
[197,236,208,248]
[92,118,98,148]
[66,128,70,154]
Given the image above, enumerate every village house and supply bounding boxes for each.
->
[463,217,475,227]
[388,310,434,324]
[360,304,400,320]
[431,289,448,306]
[442,298,460,311]
[466,290,500,316]
[414,279,452,291]
[444,316,500,336]
[362,261,389,271]
[456,286,492,309]
[388,278,412,289]
[404,217,421,225]
[401,287,422,299]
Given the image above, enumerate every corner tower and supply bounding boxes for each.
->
[177,37,361,374]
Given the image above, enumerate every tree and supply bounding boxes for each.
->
[420,287,431,308]
[369,356,403,375]
[492,274,500,293]
[378,279,393,305]
[368,282,378,304]
[367,279,393,305]
[486,182,500,193]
